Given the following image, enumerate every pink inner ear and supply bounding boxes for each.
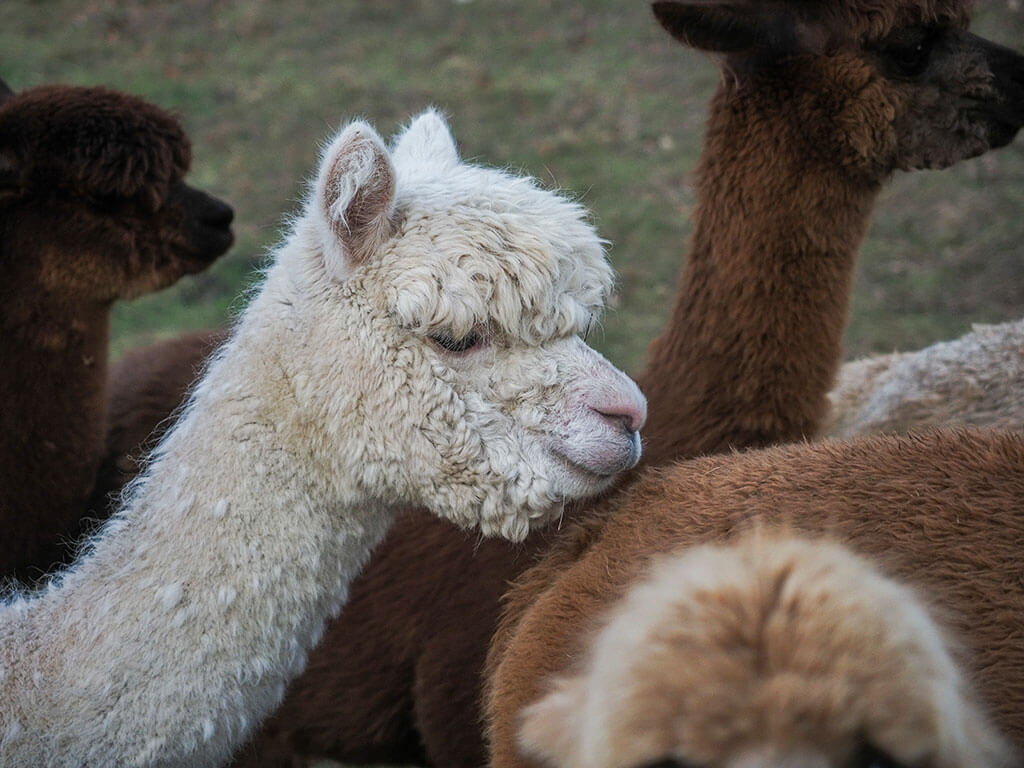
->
[331,155,394,240]
[320,128,397,268]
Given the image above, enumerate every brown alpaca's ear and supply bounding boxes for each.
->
[651,1,812,55]
[0,80,13,105]
[316,120,396,280]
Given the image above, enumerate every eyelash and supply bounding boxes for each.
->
[429,330,483,353]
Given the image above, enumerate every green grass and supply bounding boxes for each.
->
[4,1,1023,373]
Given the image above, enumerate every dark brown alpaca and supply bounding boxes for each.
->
[225,1,1024,766]
[0,80,234,583]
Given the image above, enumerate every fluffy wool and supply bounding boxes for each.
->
[0,109,644,767]
[824,319,1024,438]
[519,532,1012,768]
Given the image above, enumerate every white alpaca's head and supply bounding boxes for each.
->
[273,109,645,541]
[519,532,1013,768]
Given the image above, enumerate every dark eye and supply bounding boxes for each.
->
[430,330,482,353]
[632,759,698,768]
[880,26,937,77]
[849,741,910,768]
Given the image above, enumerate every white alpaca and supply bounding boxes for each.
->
[0,110,645,768]
[520,532,1013,768]
[825,319,1024,438]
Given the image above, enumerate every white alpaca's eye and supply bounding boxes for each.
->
[430,330,482,353]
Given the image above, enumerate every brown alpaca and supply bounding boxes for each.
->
[518,531,1014,768]
[486,430,1024,768]
[226,2,1024,766]
[0,80,234,583]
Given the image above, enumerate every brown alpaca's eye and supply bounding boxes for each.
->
[430,331,482,353]
[632,759,699,768]
[849,742,909,768]
[880,26,937,78]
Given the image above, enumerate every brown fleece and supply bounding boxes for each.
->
[0,81,233,583]
[486,429,1024,767]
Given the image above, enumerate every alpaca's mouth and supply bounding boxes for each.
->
[544,427,642,480]
[546,451,619,502]
[543,441,635,505]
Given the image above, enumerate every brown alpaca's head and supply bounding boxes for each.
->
[520,533,1014,768]
[652,0,1024,179]
[0,80,234,305]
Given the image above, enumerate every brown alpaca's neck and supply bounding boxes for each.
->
[0,297,111,581]
[636,84,881,466]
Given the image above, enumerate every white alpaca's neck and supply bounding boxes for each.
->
[0,263,397,768]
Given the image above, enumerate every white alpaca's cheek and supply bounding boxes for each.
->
[490,341,646,491]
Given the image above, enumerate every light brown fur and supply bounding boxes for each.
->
[520,531,1012,768]
[488,431,1024,767]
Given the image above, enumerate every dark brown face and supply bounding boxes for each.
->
[870,26,1024,170]
[0,83,234,303]
[651,1,1024,179]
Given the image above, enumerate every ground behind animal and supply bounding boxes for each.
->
[4,0,1023,373]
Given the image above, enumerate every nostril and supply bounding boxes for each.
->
[204,198,234,228]
[592,403,645,435]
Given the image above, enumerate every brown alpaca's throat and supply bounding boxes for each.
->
[0,301,110,581]
[636,86,881,466]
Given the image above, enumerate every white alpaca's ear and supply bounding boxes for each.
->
[518,675,588,768]
[315,120,396,279]
[391,108,460,169]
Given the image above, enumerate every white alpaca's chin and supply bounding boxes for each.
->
[545,426,642,482]
[544,444,632,502]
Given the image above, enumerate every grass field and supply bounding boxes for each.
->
[4,1,1023,374]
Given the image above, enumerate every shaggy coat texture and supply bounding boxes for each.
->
[228,3,1024,765]
[519,532,1013,768]
[227,2,1024,766]
[89,328,229,516]
[486,430,1024,768]
[0,110,645,767]
[824,319,1024,438]
[637,0,1024,465]
[0,80,234,584]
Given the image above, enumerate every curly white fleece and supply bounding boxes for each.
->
[0,109,642,767]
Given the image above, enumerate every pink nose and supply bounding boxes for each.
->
[591,397,647,435]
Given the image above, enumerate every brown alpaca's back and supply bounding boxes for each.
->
[227,1,1024,766]
[487,430,1024,767]
[0,81,233,583]
[518,530,1014,768]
